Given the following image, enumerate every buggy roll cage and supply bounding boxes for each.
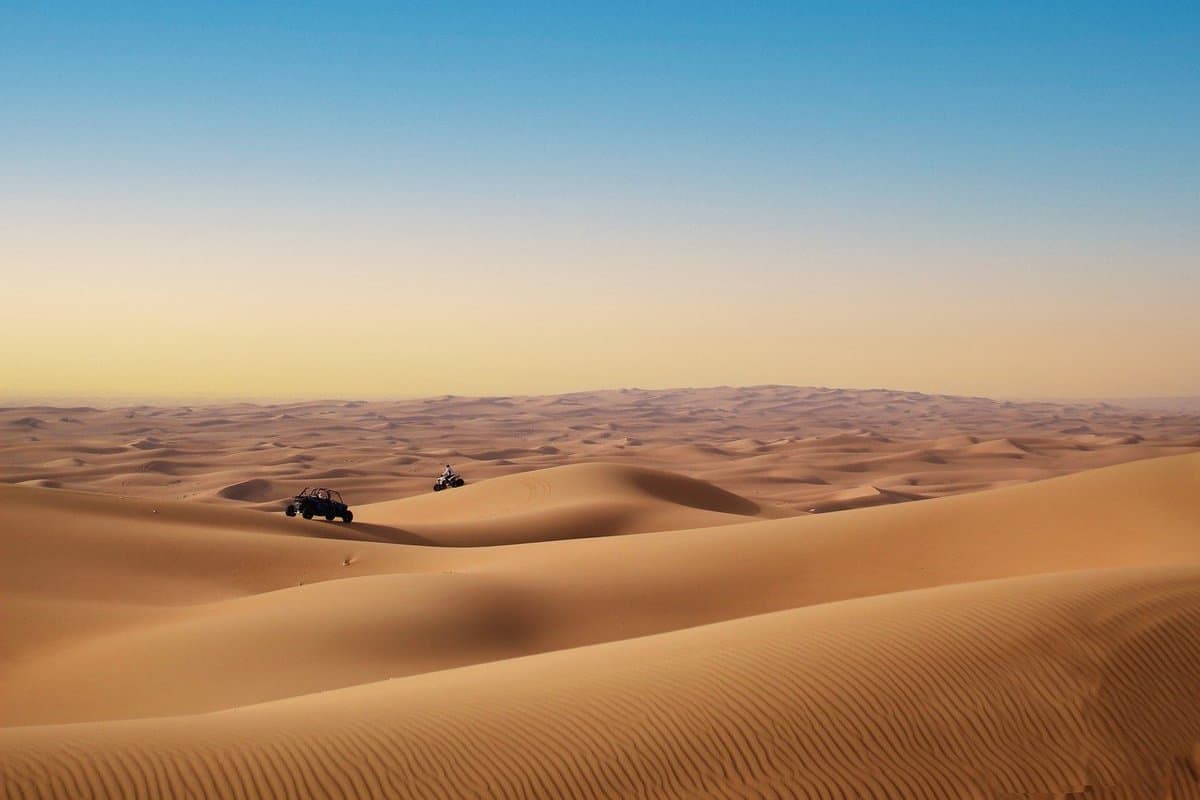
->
[298,487,343,503]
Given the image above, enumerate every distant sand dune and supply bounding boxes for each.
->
[352,462,775,545]
[216,477,279,502]
[2,386,1197,510]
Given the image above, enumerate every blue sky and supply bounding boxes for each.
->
[2,2,1198,397]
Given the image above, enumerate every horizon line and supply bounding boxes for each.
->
[3,384,1199,412]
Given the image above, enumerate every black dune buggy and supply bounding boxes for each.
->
[285,487,353,523]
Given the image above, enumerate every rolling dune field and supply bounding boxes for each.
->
[2,386,1198,514]
[3,386,1200,798]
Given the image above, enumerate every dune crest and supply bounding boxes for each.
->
[354,462,774,545]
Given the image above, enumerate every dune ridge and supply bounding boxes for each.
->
[353,462,776,545]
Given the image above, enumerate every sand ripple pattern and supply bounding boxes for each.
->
[6,566,1200,799]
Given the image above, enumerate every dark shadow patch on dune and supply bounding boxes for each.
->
[217,479,278,503]
[140,460,206,475]
[754,475,830,486]
[626,469,761,516]
[289,521,443,546]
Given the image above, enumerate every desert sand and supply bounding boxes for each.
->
[3,386,1200,798]
[3,385,1199,514]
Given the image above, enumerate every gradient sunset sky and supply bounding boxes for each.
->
[3,2,1197,399]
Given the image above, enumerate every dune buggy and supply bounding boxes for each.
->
[285,487,353,523]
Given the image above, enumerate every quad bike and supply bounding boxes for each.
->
[285,487,353,522]
[433,472,466,492]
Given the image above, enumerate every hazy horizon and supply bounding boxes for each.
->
[5,384,1200,414]
[5,2,1197,399]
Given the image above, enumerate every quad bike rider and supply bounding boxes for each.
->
[434,465,466,492]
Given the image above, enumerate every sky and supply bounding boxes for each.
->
[2,1,1198,400]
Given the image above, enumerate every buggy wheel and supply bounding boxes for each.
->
[433,483,444,492]
[451,478,465,488]
[342,511,353,523]
[302,508,314,520]
[285,505,296,517]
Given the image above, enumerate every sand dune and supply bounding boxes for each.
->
[354,462,778,545]
[2,389,1200,797]
[3,386,1198,513]
[6,565,1200,798]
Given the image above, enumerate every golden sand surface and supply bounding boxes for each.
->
[3,386,1200,798]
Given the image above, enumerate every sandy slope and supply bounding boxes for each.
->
[3,450,1200,797]
[5,454,1200,726]
[353,462,782,545]
[6,566,1200,798]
